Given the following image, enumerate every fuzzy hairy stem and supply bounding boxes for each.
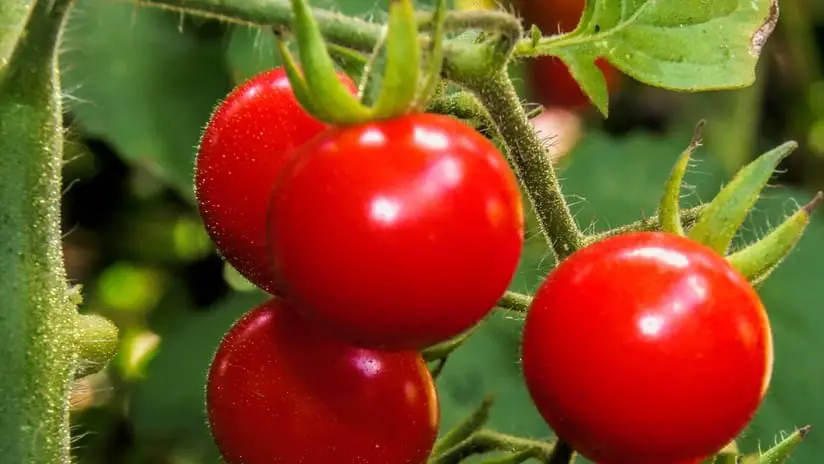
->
[459,70,584,260]
[585,204,708,244]
[0,0,78,460]
[432,429,558,463]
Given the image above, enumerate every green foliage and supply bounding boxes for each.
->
[61,0,233,200]
[0,0,32,66]
[518,0,779,114]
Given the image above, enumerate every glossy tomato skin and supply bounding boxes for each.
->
[267,113,524,350]
[521,232,773,464]
[206,298,440,464]
[195,67,357,294]
[514,0,621,109]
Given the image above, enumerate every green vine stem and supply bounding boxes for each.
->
[460,70,584,259]
[496,291,532,313]
[585,204,708,244]
[0,0,78,460]
[431,429,558,464]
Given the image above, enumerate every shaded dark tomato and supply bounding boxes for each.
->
[206,298,440,464]
[195,67,357,294]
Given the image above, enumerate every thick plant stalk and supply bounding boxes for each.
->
[0,0,78,460]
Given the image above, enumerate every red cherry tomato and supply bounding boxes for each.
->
[267,113,524,350]
[513,0,622,109]
[521,232,773,464]
[206,298,440,464]
[195,67,357,294]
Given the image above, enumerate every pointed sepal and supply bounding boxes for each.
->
[727,192,823,284]
[688,141,797,254]
[659,121,705,235]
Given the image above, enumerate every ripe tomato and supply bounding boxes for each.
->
[195,67,357,295]
[521,232,773,464]
[206,298,440,464]
[513,0,621,109]
[267,113,524,350]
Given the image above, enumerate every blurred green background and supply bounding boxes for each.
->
[60,0,824,462]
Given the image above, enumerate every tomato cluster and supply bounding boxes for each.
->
[196,67,524,463]
[197,66,772,464]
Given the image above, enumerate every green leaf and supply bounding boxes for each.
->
[553,50,609,116]
[523,0,779,91]
[61,0,233,201]
[0,0,32,70]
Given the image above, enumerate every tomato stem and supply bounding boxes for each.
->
[496,291,532,313]
[137,0,524,84]
[461,70,584,260]
[0,0,79,460]
[585,204,708,244]
[547,439,575,464]
[431,395,495,456]
[430,429,559,463]
[421,325,480,362]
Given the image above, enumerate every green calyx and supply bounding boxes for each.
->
[699,425,810,463]
[658,121,705,236]
[657,121,819,286]
[276,0,447,126]
[728,192,823,285]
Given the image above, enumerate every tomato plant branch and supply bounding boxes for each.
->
[496,291,531,314]
[459,70,584,260]
[422,326,479,362]
[431,429,557,463]
[547,439,575,464]
[585,204,708,244]
[431,395,495,457]
[139,0,520,62]
[0,0,79,460]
